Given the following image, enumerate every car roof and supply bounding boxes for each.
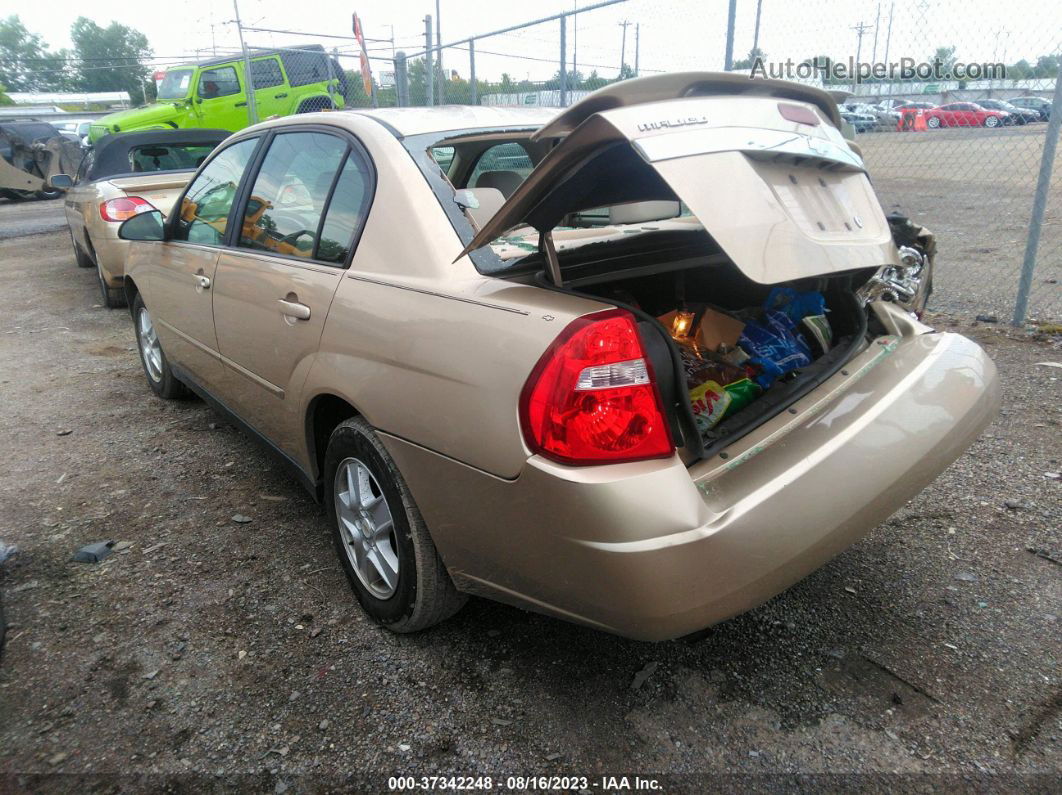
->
[89,128,231,181]
[345,105,558,138]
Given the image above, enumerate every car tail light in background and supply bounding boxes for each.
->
[100,197,155,223]
[520,309,674,465]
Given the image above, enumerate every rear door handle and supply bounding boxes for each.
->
[278,299,310,320]
[194,274,211,291]
[274,93,288,99]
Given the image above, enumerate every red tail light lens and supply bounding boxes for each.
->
[520,309,674,465]
[100,196,155,223]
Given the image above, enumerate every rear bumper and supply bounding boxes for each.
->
[383,331,999,641]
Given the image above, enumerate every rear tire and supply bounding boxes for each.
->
[98,261,126,309]
[324,417,466,633]
[926,116,941,129]
[69,231,94,268]
[984,115,1000,128]
[132,293,187,400]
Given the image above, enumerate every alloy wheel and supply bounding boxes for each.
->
[334,457,399,599]
[137,306,163,382]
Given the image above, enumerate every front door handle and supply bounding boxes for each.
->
[235,101,248,108]
[278,298,310,320]
[194,274,211,291]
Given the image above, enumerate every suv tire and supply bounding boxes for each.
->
[132,293,187,399]
[324,417,466,633]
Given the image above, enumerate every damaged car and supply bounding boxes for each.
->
[115,73,998,641]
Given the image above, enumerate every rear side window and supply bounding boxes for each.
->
[279,50,329,87]
[238,132,347,260]
[129,144,217,173]
[316,150,373,264]
[250,58,284,89]
[198,66,240,99]
[173,138,258,245]
[468,142,532,195]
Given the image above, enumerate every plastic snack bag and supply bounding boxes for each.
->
[689,380,732,433]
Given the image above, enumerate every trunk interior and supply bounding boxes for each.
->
[525,231,878,461]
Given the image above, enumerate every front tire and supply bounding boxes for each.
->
[132,293,186,399]
[324,417,465,633]
[926,116,941,129]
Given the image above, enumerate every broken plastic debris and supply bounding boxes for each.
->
[73,541,115,563]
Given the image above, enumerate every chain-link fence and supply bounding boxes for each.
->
[3,1,1058,322]
[378,0,1060,325]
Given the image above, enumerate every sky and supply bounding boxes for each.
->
[14,0,1062,85]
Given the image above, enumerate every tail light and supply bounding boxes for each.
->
[100,196,155,223]
[519,309,674,465]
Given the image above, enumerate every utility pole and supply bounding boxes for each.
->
[851,20,872,93]
[560,16,567,106]
[424,15,434,106]
[634,23,640,76]
[879,0,896,98]
[871,2,881,63]
[724,0,736,70]
[435,0,444,104]
[233,0,258,125]
[572,1,578,83]
[752,0,763,55]
[618,19,629,75]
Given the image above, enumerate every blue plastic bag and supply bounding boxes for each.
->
[765,287,827,322]
[738,310,813,388]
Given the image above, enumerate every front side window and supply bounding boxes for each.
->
[158,68,193,100]
[238,132,347,259]
[173,138,258,245]
[198,66,240,99]
[250,58,284,89]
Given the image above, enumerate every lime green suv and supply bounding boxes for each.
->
[89,45,347,144]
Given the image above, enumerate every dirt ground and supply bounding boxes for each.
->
[0,196,1060,792]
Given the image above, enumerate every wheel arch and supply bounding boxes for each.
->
[123,274,140,318]
[306,392,362,486]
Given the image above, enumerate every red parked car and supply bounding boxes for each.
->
[924,102,1009,129]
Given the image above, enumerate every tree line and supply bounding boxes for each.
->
[0,15,153,103]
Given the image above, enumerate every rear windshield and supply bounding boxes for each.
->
[129,143,216,173]
[158,69,194,100]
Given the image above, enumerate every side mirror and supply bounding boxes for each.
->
[118,210,166,241]
[48,174,74,190]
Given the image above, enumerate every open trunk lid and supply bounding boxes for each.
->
[106,172,194,218]
[459,72,900,283]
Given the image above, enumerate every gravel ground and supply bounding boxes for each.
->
[0,202,1060,791]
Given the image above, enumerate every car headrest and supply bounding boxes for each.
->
[474,170,523,199]
[608,200,681,225]
[465,187,506,230]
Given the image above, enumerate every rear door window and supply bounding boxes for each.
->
[315,149,374,264]
[173,137,259,245]
[237,131,347,260]
[250,58,284,89]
